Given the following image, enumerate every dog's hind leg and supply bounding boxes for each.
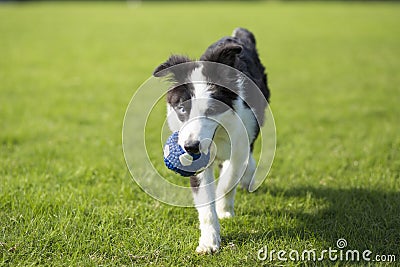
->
[240,153,256,191]
[190,167,220,254]
[215,160,237,219]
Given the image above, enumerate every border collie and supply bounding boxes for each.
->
[153,28,270,254]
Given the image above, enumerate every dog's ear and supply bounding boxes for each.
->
[153,55,192,77]
[200,43,242,67]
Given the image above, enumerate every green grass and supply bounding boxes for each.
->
[1,1,399,266]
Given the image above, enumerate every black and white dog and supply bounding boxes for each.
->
[154,28,270,253]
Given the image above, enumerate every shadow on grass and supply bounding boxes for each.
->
[227,186,399,256]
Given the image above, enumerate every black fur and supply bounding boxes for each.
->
[201,28,269,103]
[200,28,270,147]
[153,55,198,84]
[153,27,270,161]
[200,41,242,67]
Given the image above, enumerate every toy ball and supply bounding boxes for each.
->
[163,132,211,177]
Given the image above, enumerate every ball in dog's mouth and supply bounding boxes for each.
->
[163,132,216,177]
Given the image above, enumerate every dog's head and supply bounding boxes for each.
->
[153,43,242,155]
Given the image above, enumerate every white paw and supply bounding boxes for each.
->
[196,244,219,254]
[216,202,234,219]
[196,230,220,254]
[196,243,219,254]
[217,210,234,219]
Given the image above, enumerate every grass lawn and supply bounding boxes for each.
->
[1,1,399,266]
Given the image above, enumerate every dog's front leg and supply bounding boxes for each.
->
[190,166,220,254]
[216,146,251,219]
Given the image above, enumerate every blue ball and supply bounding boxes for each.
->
[163,132,211,177]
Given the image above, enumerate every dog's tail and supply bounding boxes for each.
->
[232,27,256,48]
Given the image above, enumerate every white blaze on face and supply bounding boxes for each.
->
[191,65,209,100]
[178,65,219,150]
[178,116,218,150]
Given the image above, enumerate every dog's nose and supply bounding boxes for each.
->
[184,140,201,154]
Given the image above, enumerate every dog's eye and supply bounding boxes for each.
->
[177,105,186,114]
[205,104,228,116]
[205,107,215,116]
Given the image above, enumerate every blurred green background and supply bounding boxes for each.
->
[1,1,399,266]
